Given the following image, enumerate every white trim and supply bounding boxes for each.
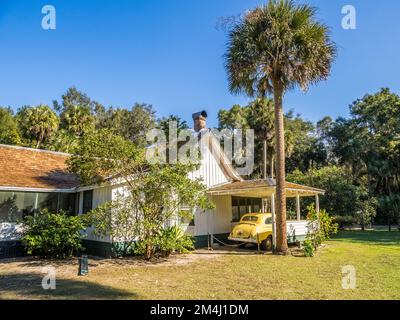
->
[296,194,301,222]
[204,131,243,182]
[76,185,99,192]
[208,186,324,196]
[0,186,76,193]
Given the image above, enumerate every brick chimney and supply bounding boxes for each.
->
[192,110,208,132]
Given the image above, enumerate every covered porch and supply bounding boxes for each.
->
[206,178,325,249]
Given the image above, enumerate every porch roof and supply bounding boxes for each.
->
[207,178,325,198]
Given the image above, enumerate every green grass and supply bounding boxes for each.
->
[1,230,400,300]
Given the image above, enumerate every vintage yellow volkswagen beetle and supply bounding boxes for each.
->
[228,213,273,251]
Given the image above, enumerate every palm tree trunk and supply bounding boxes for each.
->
[263,139,267,179]
[273,82,288,254]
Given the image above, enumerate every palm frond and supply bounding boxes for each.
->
[224,0,337,96]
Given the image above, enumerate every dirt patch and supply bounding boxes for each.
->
[92,249,222,269]
[0,249,225,275]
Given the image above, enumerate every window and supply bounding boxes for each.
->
[231,197,262,222]
[59,193,78,215]
[242,215,259,222]
[82,190,93,214]
[0,191,17,223]
[14,192,36,218]
[0,191,81,222]
[37,193,59,213]
[232,198,240,222]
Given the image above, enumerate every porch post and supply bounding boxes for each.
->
[262,198,268,213]
[209,195,214,247]
[271,193,276,251]
[315,194,320,217]
[296,194,301,222]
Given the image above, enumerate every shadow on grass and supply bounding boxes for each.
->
[0,272,136,300]
[332,230,400,246]
[1,255,173,269]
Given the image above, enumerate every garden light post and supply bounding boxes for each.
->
[78,255,89,276]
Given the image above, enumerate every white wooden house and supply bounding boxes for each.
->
[0,112,323,258]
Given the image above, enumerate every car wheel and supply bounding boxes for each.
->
[261,236,273,251]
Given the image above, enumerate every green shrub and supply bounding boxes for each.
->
[304,204,338,255]
[21,210,90,258]
[156,225,195,257]
[303,240,315,257]
[134,225,195,258]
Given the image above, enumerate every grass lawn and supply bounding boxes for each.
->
[1,230,400,300]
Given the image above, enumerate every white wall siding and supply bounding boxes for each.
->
[93,186,112,208]
[193,195,232,236]
[188,140,230,188]
[85,186,112,242]
[212,195,233,235]
[187,137,234,236]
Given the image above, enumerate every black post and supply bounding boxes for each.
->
[78,255,89,276]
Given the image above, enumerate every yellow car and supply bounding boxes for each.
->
[229,213,273,251]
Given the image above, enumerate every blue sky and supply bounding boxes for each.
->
[0,0,399,128]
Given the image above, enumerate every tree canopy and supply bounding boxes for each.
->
[2,83,400,230]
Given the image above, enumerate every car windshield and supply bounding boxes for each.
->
[265,217,272,224]
[241,216,259,223]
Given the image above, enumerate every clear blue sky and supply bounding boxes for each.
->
[1,0,399,128]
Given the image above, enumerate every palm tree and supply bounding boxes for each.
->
[225,0,336,253]
[247,98,275,179]
[17,105,59,149]
[61,105,94,137]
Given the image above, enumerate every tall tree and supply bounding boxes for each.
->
[247,98,275,179]
[0,107,21,145]
[225,0,336,253]
[158,115,189,137]
[97,104,156,147]
[60,105,95,137]
[285,112,327,173]
[218,101,308,179]
[53,87,92,113]
[16,105,59,149]
[218,101,275,178]
[54,86,106,135]
[326,89,400,228]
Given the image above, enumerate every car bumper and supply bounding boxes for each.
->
[228,236,257,244]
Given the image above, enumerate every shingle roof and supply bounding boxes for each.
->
[0,145,79,190]
[208,178,325,195]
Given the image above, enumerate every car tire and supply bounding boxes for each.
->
[261,236,273,251]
